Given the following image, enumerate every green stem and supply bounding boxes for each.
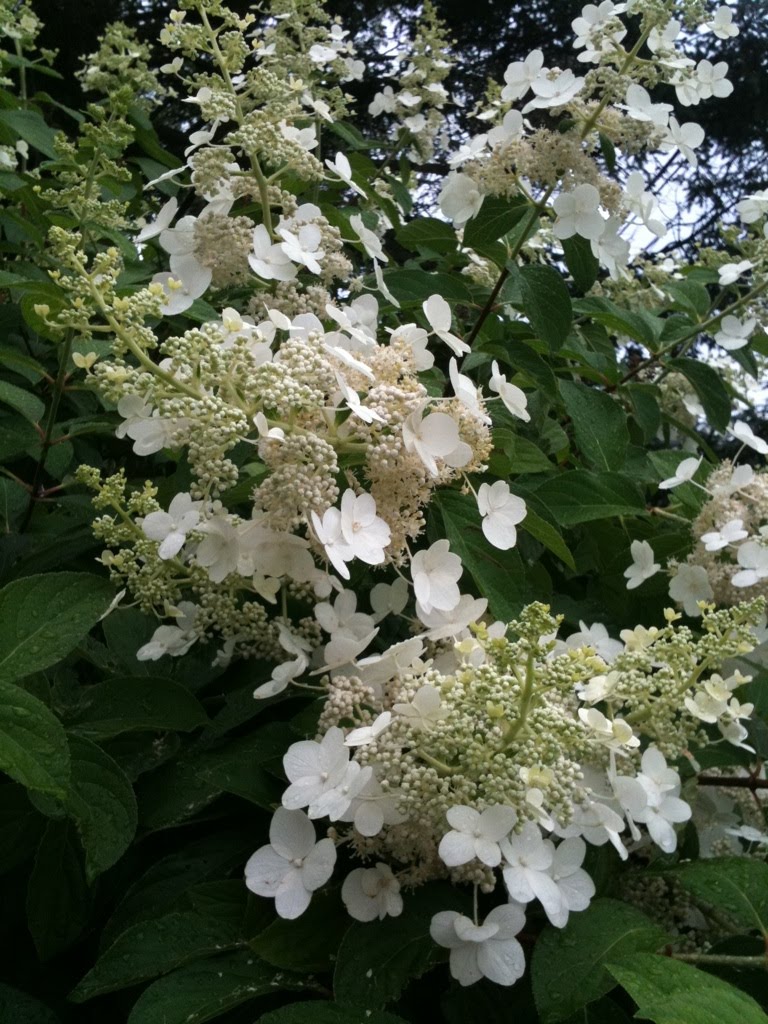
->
[417,750,459,776]
[502,651,536,748]
[670,952,767,968]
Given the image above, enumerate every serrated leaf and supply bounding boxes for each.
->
[520,507,576,570]
[334,883,464,1009]
[249,890,349,973]
[62,736,137,882]
[396,217,457,254]
[26,820,91,961]
[533,471,645,526]
[0,572,116,683]
[71,909,245,1001]
[126,952,308,1024]
[70,676,208,738]
[531,899,667,1023]
[517,264,573,352]
[666,858,768,935]
[574,297,663,348]
[0,681,70,797]
[560,380,629,471]
[0,109,58,157]
[667,356,731,431]
[562,234,599,293]
[463,195,528,249]
[260,1004,409,1024]
[607,953,768,1024]
[136,758,221,830]
[383,269,472,303]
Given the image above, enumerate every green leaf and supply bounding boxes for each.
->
[665,279,711,319]
[667,356,731,431]
[334,883,464,1010]
[0,572,116,683]
[434,489,530,621]
[249,890,350,973]
[562,234,599,293]
[0,379,44,425]
[560,380,629,470]
[196,733,284,809]
[71,909,245,1001]
[531,899,667,1023]
[463,195,528,250]
[575,297,663,348]
[396,217,457,254]
[0,982,60,1023]
[26,820,91,961]
[533,471,645,526]
[382,269,473,303]
[520,507,576,570]
[517,264,573,352]
[137,758,221,830]
[0,109,58,157]
[626,382,662,442]
[260,1005,409,1024]
[70,676,208,738]
[666,858,768,935]
[0,783,46,873]
[0,681,70,797]
[607,954,768,1024]
[126,952,308,1024]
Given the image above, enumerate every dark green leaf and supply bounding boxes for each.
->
[517,264,573,352]
[260,1004,409,1024]
[0,783,45,873]
[70,676,208,738]
[382,269,472,303]
[137,758,221,830]
[396,218,457,254]
[0,983,60,1023]
[0,379,44,425]
[575,297,663,348]
[0,680,70,797]
[463,195,528,249]
[60,736,137,882]
[562,234,599,293]
[560,380,629,470]
[520,507,576,570]
[26,820,91,961]
[531,899,667,1023]
[334,883,465,1010]
[533,471,645,526]
[667,356,731,431]
[607,953,768,1024]
[0,572,115,683]
[249,889,350,973]
[666,858,768,935]
[665,279,711,319]
[126,952,308,1024]
[626,382,662,442]
[71,909,245,1001]
[0,109,58,157]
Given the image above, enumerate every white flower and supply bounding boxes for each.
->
[282,727,351,816]
[660,118,705,168]
[278,223,324,274]
[572,2,627,62]
[523,68,585,113]
[249,224,297,282]
[439,804,518,868]
[621,84,672,128]
[552,184,605,241]
[136,196,178,243]
[245,808,336,919]
[393,684,448,731]
[136,602,198,660]
[115,395,179,455]
[350,213,387,262]
[659,454,702,490]
[423,294,470,357]
[150,271,207,317]
[548,837,596,927]
[578,708,640,751]
[700,519,748,552]
[279,120,317,150]
[576,670,619,704]
[668,563,714,616]
[345,711,392,747]
[624,539,660,590]
[718,260,753,286]
[141,492,201,559]
[713,464,754,497]
[402,406,468,477]
[339,489,391,565]
[158,214,213,298]
[624,171,666,237]
[688,60,733,103]
[342,864,402,921]
[335,372,384,425]
[488,109,524,148]
[565,622,623,663]
[488,361,530,421]
[501,823,563,924]
[737,189,768,224]
[411,539,463,614]
[614,747,691,853]
[373,259,400,308]
[439,172,484,227]
[704,6,739,39]
[591,216,629,280]
[449,358,487,422]
[370,577,409,622]
[416,594,488,640]
[501,50,545,101]
[714,315,757,351]
[254,623,312,699]
[732,541,768,588]
[196,515,241,583]
[430,905,526,987]
[729,420,768,455]
[477,480,526,550]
